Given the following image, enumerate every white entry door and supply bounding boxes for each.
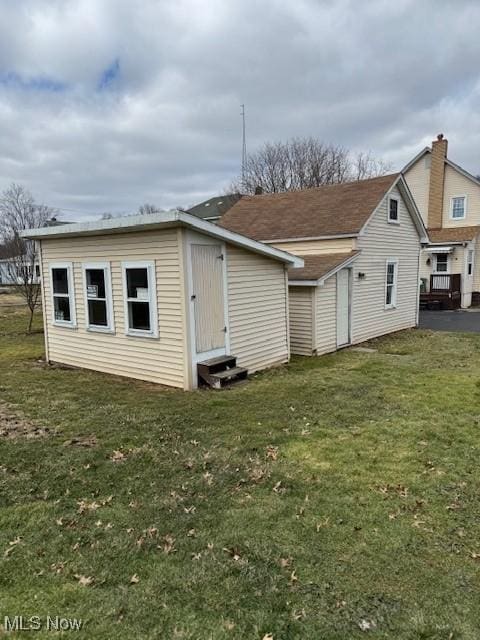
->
[191,244,226,355]
[336,268,351,347]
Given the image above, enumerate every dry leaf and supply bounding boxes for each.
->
[130,574,139,584]
[111,450,125,463]
[266,446,278,461]
[358,619,376,632]
[75,574,94,587]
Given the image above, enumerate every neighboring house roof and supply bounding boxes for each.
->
[219,174,404,241]
[187,194,242,220]
[20,209,303,268]
[427,226,480,244]
[288,251,360,285]
[402,147,480,189]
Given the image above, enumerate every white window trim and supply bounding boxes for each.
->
[385,258,398,310]
[82,262,115,334]
[50,262,77,328]
[433,252,450,274]
[387,196,400,224]
[450,195,467,221]
[121,260,158,338]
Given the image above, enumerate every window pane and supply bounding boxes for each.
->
[436,253,448,272]
[54,296,71,322]
[126,268,149,299]
[52,268,69,294]
[86,269,106,298]
[88,300,107,326]
[387,263,395,284]
[452,197,465,218]
[128,301,151,331]
[386,285,393,306]
[389,199,398,220]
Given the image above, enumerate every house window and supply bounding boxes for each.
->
[388,197,399,223]
[385,259,398,309]
[467,250,474,276]
[451,196,466,220]
[83,263,114,332]
[122,261,158,337]
[50,263,76,327]
[435,253,449,273]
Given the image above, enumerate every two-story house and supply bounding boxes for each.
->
[403,135,480,308]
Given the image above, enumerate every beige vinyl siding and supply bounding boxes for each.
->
[41,229,186,389]
[288,287,314,355]
[404,156,430,225]
[227,245,289,372]
[352,186,421,343]
[272,238,356,255]
[442,165,480,227]
[314,276,337,355]
[473,238,480,293]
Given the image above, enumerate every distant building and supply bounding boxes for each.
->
[187,194,242,223]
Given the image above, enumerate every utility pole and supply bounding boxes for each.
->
[241,104,247,189]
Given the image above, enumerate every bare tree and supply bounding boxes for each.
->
[138,203,162,215]
[351,151,393,181]
[0,183,55,332]
[232,137,391,194]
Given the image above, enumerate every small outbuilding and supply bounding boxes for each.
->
[220,174,429,356]
[22,211,302,389]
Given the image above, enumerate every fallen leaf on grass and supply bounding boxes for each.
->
[130,574,139,584]
[75,574,94,587]
[4,537,21,557]
[358,619,376,632]
[262,634,274,640]
[110,450,126,463]
[266,446,278,461]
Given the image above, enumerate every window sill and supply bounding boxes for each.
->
[87,326,115,335]
[387,219,400,225]
[384,305,397,311]
[126,329,158,339]
[52,321,77,329]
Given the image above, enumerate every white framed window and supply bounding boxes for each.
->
[82,263,115,333]
[434,253,449,273]
[50,262,76,327]
[388,196,400,224]
[450,196,466,220]
[467,250,474,276]
[385,259,398,309]
[122,261,158,338]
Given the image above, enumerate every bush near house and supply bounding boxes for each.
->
[1,299,480,639]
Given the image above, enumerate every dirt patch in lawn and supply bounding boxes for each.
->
[0,402,52,439]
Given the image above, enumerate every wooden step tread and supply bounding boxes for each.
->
[210,366,248,380]
[198,355,236,367]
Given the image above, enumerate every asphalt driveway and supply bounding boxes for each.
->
[419,310,480,333]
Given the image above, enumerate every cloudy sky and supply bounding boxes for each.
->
[0,0,479,220]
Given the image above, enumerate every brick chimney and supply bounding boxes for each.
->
[427,133,448,228]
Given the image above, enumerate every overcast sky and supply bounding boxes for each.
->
[0,0,479,220]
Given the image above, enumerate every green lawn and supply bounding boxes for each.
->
[1,302,480,639]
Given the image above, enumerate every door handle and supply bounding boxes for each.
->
[191,294,196,301]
